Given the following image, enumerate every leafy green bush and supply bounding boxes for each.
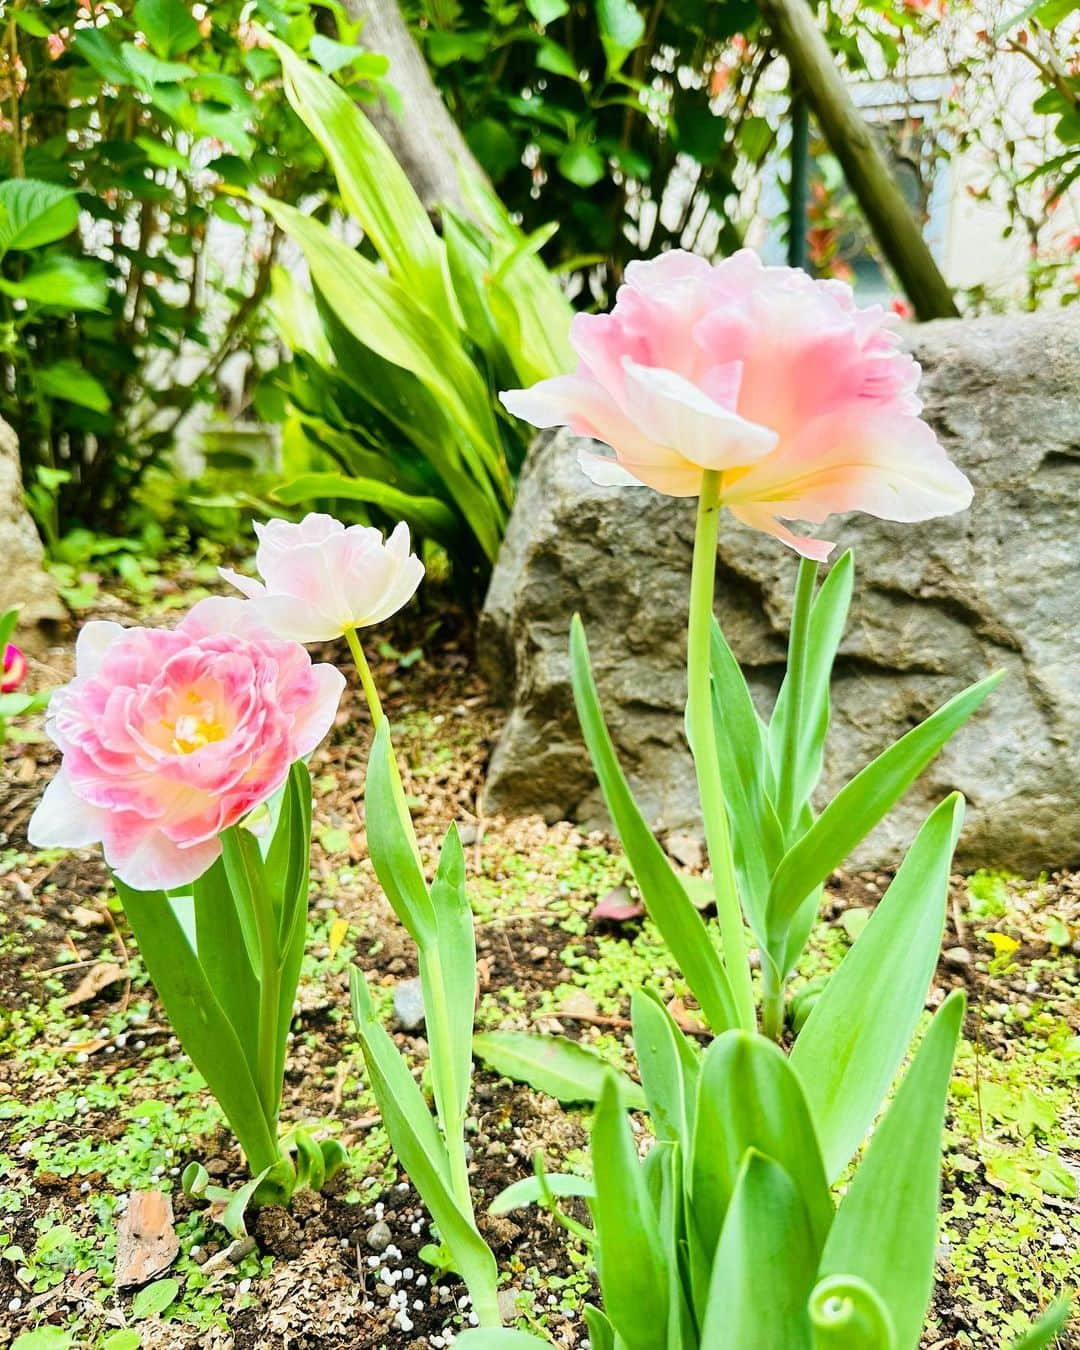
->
[260,41,573,594]
[0,0,384,541]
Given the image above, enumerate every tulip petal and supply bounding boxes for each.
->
[291,662,347,759]
[243,594,344,643]
[728,503,836,562]
[103,819,222,892]
[620,359,778,470]
[724,410,973,525]
[28,767,110,849]
[579,448,703,497]
[218,567,266,600]
[74,621,127,678]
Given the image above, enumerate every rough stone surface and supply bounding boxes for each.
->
[0,417,66,654]
[479,312,1080,871]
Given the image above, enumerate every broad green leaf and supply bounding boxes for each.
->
[269,763,312,1093]
[700,1151,816,1349]
[820,991,966,1350]
[365,720,435,945]
[259,197,507,559]
[570,615,737,1032]
[274,472,461,546]
[791,793,964,1180]
[219,824,269,983]
[422,825,477,1135]
[0,608,18,648]
[710,618,783,944]
[12,1332,72,1350]
[72,28,136,86]
[120,43,197,87]
[192,857,259,1056]
[219,1167,271,1238]
[309,34,371,75]
[114,877,279,1174]
[0,255,109,311]
[590,1077,669,1350]
[1005,1299,1073,1350]
[630,987,699,1144]
[473,1030,646,1109]
[134,0,200,58]
[598,0,646,72]
[583,1306,616,1350]
[0,180,79,258]
[459,174,574,382]
[767,671,1001,932]
[271,38,453,317]
[769,552,854,823]
[809,1275,897,1349]
[35,361,110,413]
[691,1031,832,1273]
[131,1276,180,1319]
[350,969,499,1305]
[526,0,570,22]
[489,1171,595,1216]
[558,139,606,187]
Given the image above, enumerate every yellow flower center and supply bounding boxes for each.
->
[162,691,226,755]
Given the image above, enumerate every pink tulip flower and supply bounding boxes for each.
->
[500,249,973,560]
[2,643,27,694]
[220,514,425,643]
[27,599,345,891]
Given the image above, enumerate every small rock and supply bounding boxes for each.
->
[393,978,426,1032]
[559,989,599,1020]
[226,1236,256,1264]
[458,823,478,846]
[387,957,408,976]
[943,946,972,970]
[528,945,550,963]
[367,1221,392,1253]
[665,831,703,871]
[497,1288,520,1322]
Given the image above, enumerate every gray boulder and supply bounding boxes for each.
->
[0,418,66,655]
[479,311,1080,872]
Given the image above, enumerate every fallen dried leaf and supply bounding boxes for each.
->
[115,1191,179,1289]
[63,961,125,1008]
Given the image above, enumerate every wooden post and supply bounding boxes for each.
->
[757,0,959,319]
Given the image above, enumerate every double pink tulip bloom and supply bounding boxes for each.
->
[500,249,972,559]
[28,599,345,891]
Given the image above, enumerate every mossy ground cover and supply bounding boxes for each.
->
[0,577,1076,1349]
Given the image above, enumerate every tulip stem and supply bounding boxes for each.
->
[345,626,422,869]
[687,471,756,1033]
[344,626,384,729]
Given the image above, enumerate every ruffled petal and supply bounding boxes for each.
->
[723,410,973,526]
[74,621,127,678]
[620,359,777,471]
[728,503,836,562]
[27,767,110,849]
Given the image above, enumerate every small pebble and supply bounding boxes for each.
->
[366,1220,392,1253]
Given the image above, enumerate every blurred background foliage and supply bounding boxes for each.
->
[0,0,1076,604]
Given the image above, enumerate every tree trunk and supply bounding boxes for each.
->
[345,0,490,215]
[757,0,959,320]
